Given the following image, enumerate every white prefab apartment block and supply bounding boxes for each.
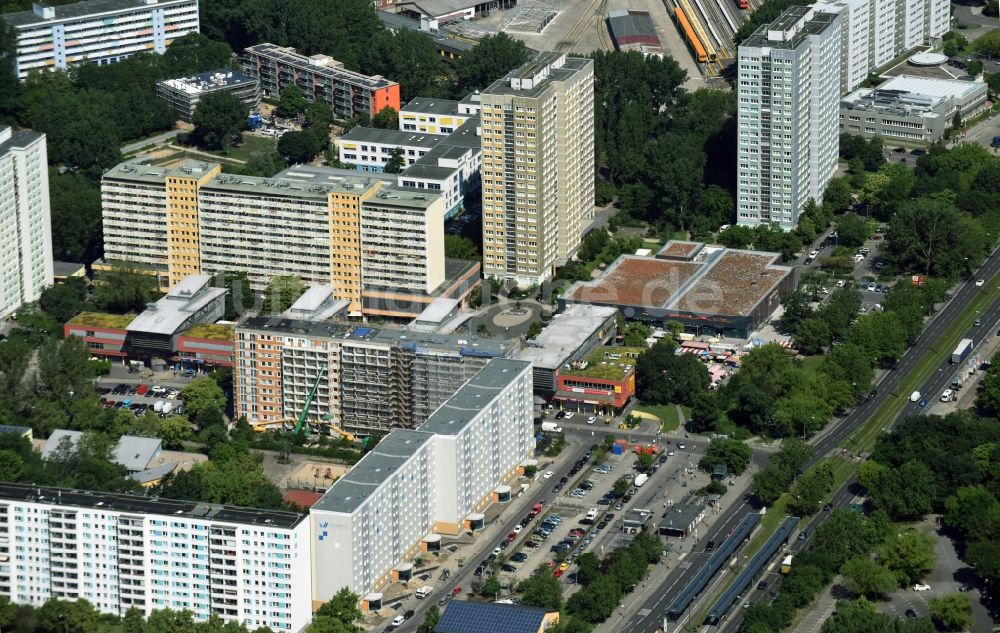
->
[399,95,481,135]
[0,483,311,632]
[0,126,53,320]
[813,0,951,93]
[310,358,534,599]
[1,0,200,79]
[737,7,841,230]
[480,52,595,286]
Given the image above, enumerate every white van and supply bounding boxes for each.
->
[940,389,953,402]
[415,586,433,599]
[909,391,921,402]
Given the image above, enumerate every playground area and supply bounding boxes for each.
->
[286,460,350,491]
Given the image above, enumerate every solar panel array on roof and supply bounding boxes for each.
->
[435,601,551,633]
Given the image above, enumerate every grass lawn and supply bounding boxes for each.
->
[210,135,278,163]
[633,402,680,432]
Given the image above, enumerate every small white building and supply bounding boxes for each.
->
[399,95,480,135]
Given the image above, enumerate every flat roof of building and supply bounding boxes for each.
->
[0,127,44,154]
[742,6,838,50]
[275,164,397,187]
[560,346,641,381]
[311,429,434,514]
[607,9,660,46]
[126,275,227,336]
[103,159,217,186]
[402,97,463,116]
[181,322,234,341]
[515,304,618,371]
[878,74,986,99]
[341,127,440,148]
[565,246,791,319]
[436,601,557,633]
[414,297,460,325]
[112,435,162,471]
[236,316,513,356]
[2,0,191,27]
[68,311,135,329]
[657,240,703,260]
[201,170,380,200]
[158,70,257,95]
[396,0,482,18]
[661,502,704,530]
[566,257,703,309]
[482,54,591,100]
[419,359,530,436]
[402,115,481,181]
[0,482,305,528]
[52,260,86,278]
[244,43,397,91]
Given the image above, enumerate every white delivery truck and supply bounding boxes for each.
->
[634,473,649,487]
[541,422,563,433]
[909,391,921,402]
[415,586,433,599]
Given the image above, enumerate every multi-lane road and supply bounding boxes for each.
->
[628,248,1000,633]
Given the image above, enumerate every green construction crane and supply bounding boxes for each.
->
[292,362,328,435]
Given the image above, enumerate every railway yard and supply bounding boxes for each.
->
[472,0,758,84]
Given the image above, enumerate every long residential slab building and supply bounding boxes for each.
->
[311,358,535,599]
[0,483,312,632]
[234,316,515,433]
[242,43,400,121]
[100,160,479,318]
[1,0,200,79]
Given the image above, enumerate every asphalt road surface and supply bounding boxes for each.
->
[631,247,1000,633]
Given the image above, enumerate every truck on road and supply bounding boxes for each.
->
[634,473,649,487]
[952,338,974,365]
[540,422,563,433]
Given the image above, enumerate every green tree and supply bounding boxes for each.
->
[179,378,227,424]
[262,275,306,314]
[519,569,563,610]
[787,461,833,516]
[276,84,308,118]
[314,587,362,624]
[481,574,502,597]
[157,416,193,449]
[566,575,620,623]
[973,29,1000,57]
[36,598,100,633]
[819,597,899,633]
[879,530,935,586]
[689,393,721,433]
[840,556,897,598]
[613,476,630,496]
[944,485,1000,542]
[372,106,399,129]
[928,594,972,632]
[215,271,256,320]
[277,130,322,164]
[835,213,868,247]
[887,192,987,278]
[717,225,754,249]
[161,33,235,76]
[416,605,441,633]
[0,450,24,481]
[857,460,936,521]
[383,146,406,174]
[794,317,831,355]
[38,277,89,324]
[444,234,479,261]
[48,170,103,263]
[847,312,908,367]
[366,29,451,101]
[977,361,1000,418]
[822,176,853,214]
[192,90,246,150]
[701,438,751,475]
[752,464,791,505]
[455,32,531,92]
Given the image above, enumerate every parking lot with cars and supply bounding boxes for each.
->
[99,383,185,418]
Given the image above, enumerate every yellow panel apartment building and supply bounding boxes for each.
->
[101,161,479,318]
[480,52,595,286]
